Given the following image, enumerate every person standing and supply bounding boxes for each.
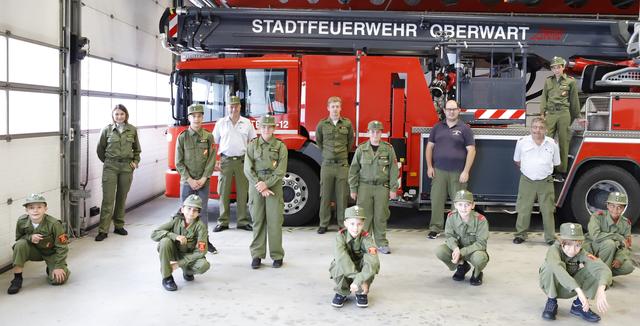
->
[348,120,399,254]
[316,96,354,234]
[425,100,476,239]
[513,117,560,245]
[244,115,288,269]
[540,56,580,180]
[175,103,217,253]
[212,96,256,232]
[95,104,141,241]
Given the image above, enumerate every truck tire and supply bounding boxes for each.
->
[282,158,319,226]
[569,165,640,228]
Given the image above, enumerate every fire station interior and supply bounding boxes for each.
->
[1,1,639,325]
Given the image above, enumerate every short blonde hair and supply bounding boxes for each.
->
[327,96,342,105]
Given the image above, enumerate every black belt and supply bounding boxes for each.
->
[323,159,347,164]
[547,104,568,112]
[257,169,273,175]
[106,158,131,163]
[221,154,244,160]
[361,180,389,187]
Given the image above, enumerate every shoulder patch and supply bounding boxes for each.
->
[368,247,378,255]
[197,241,206,252]
[477,214,486,222]
[339,228,346,234]
[627,218,632,225]
[587,253,598,261]
[447,211,455,217]
[596,210,605,216]
[361,231,370,237]
[57,233,69,244]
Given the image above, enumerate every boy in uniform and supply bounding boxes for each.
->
[329,205,380,308]
[434,190,489,286]
[7,194,70,294]
[151,194,210,291]
[539,223,611,322]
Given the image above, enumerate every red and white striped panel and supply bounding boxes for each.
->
[462,109,526,120]
[168,13,178,39]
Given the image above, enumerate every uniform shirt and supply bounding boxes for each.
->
[331,229,380,285]
[348,141,399,193]
[175,127,216,182]
[513,135,560,180]
[243,136,288,189]
[444,211,489,257]
[212,115,256,157]
[15,214,69,269]
[586,211,632,261]
[540,74,580,121]
[97,123,141,164]
[151,214,208,266]
[543,244,611,291]
[428,120,475,172]
[315,117,354,162]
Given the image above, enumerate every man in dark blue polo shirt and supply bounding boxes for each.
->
[425,100,476,239]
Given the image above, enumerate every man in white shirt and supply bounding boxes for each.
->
[513,117,561,245]
[212,96,257,232]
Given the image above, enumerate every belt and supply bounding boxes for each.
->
[547,103,568,112]
[361,180,389,188]
[256,169,273,175]
[106,158,131,163]
[221,154,244,160]
[323,159,348,164]
[521,174,552,182]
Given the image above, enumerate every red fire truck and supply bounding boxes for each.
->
[160,2,640,228]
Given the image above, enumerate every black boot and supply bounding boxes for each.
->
[542,298,558,320]
[162,276,178,291]
[452,261,471,281]
[7,275,22,295]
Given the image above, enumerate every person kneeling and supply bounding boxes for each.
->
[151,194,210,291]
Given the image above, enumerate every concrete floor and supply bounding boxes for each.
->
[1,196,638,326]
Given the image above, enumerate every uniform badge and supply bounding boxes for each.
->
[272,160,277,168]
[58,234,69,244]
[198,241,206,252]
[561,91,567,96]
[587,254,597,261]
[368,247,378,255]
[203,149,208,156]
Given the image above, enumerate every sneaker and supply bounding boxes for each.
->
[208,242,218,254]
[570,298,601,322]
[183,271,194,282]
[95,232,108,241]
[331,293,348,308]
[7,277,22,295]
[469,271,483,286]
[272,259,283,268]
[213,224,229,232]
[113,228,128,236]
[251,258,261,269]
[542,298,558,320]
[513,237,525,244]
[427,231,439,239]
[162,276,178,291]
[317,226,327,234]
[452,261,471,281]
[237,224,253,231]
[355,294,369,308]
[377,246,391,254]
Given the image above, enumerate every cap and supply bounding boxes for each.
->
[606,192,628,205]
[259,115,277,127]
[367,120,384,131]
[24,193,47,207]
[550,56,566,67]
[344,205,366,220]
[183,194,202,209]
[453,189,474,203]
[229,96,241,105]
[188,104,204,116]
[558,223,584,241]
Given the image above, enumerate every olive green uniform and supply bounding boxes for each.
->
[97,123,141,233]
[329,229,380,296]
[13,214,71,284]
[348,141,399,247]
[151,214,210,278]
[316,117,354,228]
[244,136,288,260]
[585,211,634,276]
[435,211,489,278]
[175,128,216,228]
[540,73,580,173]
[539,243,612,299]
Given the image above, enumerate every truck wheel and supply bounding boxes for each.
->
[282,158,319,226]
[569,165,640,228]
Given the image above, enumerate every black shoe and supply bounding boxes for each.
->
[95,232,108,241]
[355,294,369,308]
[317,226,327,234]
[113,228,128,236]
[272,259,283,268]
[183,270,194,282]
[7,278,22,295]
[213,224,228,232]
[237,224,253,231]
[452,261,471,281]
[331,293,348,308]
[469,271,483,286]
[162,276,177,291]
[208,242,218,254]
[542,298,558,320]
[570,299,601,322]
[513,237,525,244]
[553,174,565,183]
[427,231,439,239]
[251,258,261,269]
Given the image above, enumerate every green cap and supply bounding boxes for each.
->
[606,192,628,205]
[229,96,241,105]
[24,193,47,207]
[183,194,202,209]
[188,104,204,116]
[550,56,566,67]
[558,223,584,241]
[453,189,474,203]
[259,115,277,127]
[367,120,384,131]
[344,205,366,220]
